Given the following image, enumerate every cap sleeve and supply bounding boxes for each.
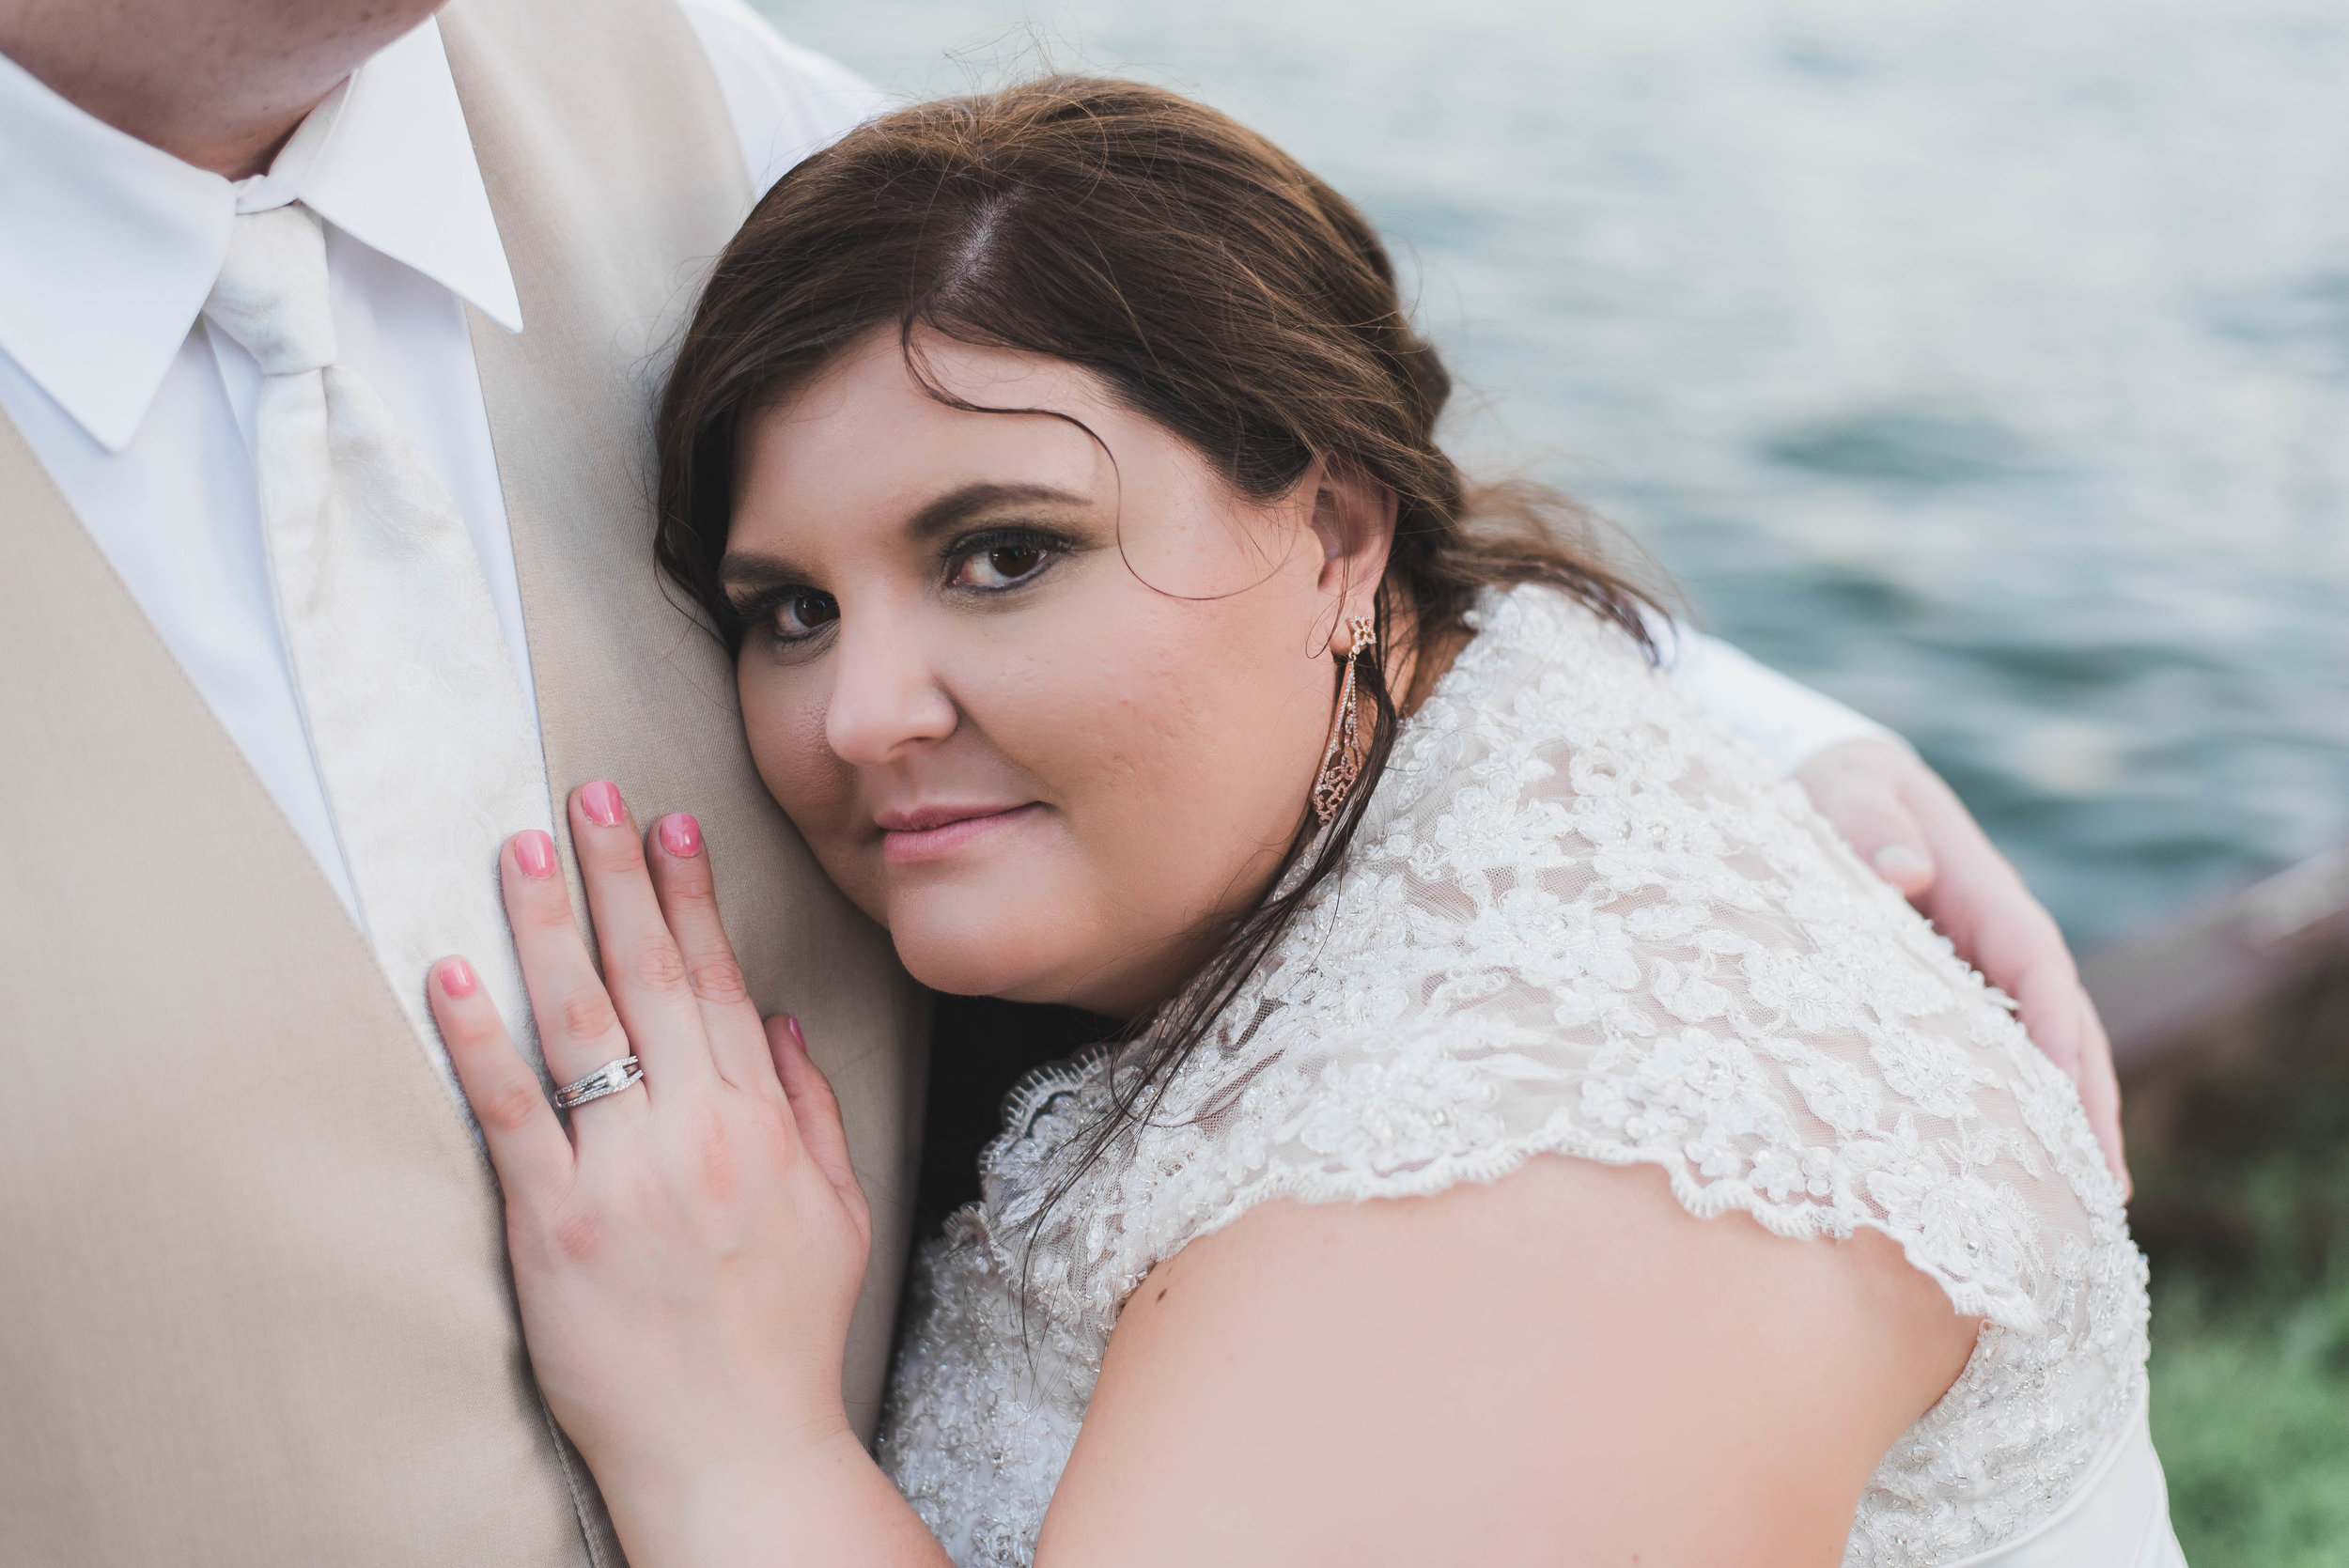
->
[1009,586,2129,1353]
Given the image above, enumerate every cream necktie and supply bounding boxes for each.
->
[202,203,550,1098]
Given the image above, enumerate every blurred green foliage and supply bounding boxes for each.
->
[2134,977,2349,1564]
[2150,1277,2349,1564]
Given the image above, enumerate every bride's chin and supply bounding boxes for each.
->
[888,918,1073,1006]
[889,914,1153,1016]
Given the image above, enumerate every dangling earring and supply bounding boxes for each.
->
[1312,613,1377,826]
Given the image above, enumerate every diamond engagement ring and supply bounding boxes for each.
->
[554,1055,643,1110]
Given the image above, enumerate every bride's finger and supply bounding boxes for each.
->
[646,813,781,1097]
[568,784,720,1094]
[767,1015,869,1238]
[501,829,646,1123]
[430,957,573,1204]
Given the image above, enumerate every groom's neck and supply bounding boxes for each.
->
[0,0,443,179]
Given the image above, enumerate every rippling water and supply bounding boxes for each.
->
[763,0,2349,947]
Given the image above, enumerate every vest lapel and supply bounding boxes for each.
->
[443,0,927,1450]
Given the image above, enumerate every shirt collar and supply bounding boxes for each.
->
[0,17,521,454]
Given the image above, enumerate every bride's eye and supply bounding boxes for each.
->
[771,588,839,641]
[947,533,1057,591]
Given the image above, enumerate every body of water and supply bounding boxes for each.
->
[765,0,2349,949]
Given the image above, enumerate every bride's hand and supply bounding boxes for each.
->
[427,783,872,1536]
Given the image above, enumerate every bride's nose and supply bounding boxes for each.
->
[824,606,958,766]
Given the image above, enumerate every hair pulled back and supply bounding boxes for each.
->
[654,75,1660,1137]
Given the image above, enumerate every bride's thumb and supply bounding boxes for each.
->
[765,1015,868,1232]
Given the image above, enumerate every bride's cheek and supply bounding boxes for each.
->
[739,673,873,888]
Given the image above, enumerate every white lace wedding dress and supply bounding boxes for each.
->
[879,584,2186,1566]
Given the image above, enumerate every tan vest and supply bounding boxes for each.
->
[0,3,925,1562]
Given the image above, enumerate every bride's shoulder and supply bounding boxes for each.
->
[1042,1151,1975,1568]
[1034,581,2130,1336]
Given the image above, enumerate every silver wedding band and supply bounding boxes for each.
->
[554,1055,643,1110]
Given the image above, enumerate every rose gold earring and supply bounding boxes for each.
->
[1311,613,1377,826]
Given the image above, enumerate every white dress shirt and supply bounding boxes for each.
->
[0,0,1890,923]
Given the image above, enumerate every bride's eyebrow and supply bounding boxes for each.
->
[718,481,1099,594]
[718,551,801,598]
[903,481,1094,545]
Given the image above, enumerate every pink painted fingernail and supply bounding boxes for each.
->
[581,781,624,828]
[514,829,557,879]
[786,1016,807,1054]
[438,957,478,999]
[659,813,702,858]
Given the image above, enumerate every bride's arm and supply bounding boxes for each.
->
[430,782,1976,1566]
[429,784,947,1568]
[1039,1156,1981,1568]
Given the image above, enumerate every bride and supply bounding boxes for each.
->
[424,77,2181,1566]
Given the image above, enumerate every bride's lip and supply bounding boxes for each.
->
[877,802,1044,865]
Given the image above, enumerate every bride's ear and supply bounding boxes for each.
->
[1309,459,1398,635]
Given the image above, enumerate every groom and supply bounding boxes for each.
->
[0,0,2123,1562]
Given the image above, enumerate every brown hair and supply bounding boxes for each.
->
[654,75,1661,1136]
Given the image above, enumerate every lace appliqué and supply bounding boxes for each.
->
[879,586,2149,1568]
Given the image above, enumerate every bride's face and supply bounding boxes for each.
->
[725,330,1388,1017]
